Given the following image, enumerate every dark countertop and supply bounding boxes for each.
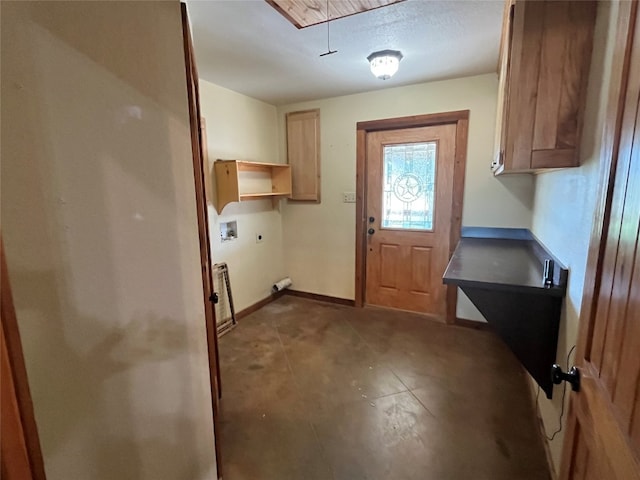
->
[443,228,568,398]
[443,236,566,297]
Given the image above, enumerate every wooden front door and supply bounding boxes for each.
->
[560,3,640,478]
[365,124,456,316]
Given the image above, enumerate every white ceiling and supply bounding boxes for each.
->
[186,0,504,106]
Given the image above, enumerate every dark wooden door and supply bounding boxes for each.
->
[560,3,640,478]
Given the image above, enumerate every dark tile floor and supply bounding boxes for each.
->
[217,296,551,480]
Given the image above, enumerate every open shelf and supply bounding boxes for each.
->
[214,160,292,214]
[239,192,289,200]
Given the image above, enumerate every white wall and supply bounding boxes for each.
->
[530,1,617,473]
[1,2,216,479]
[198,80,286,312]
[277,74,534,318]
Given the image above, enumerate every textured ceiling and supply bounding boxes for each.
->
[187,0,503,106]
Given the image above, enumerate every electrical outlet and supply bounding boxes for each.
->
[343,192,356,203]
[256,233,264,243]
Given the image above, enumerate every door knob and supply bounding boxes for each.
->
[551,364,580,392]
[368,228,375,235]
[209,292,219,304]
[368,216,375,223]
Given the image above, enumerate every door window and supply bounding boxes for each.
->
[381,141,437,230]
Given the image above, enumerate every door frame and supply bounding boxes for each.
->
[1,238,47,480]
[355,110,469,323]
[559,1,639,477]
[180,3,223,477]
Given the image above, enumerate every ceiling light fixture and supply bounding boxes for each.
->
[367,50,403,80]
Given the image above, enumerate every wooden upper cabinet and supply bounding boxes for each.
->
[286,109,321,202]
[492,0,597,175]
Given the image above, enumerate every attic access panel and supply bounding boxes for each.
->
[266,0,405,29]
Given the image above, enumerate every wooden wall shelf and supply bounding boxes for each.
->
[213,160,292,214]
[443,227,568,398]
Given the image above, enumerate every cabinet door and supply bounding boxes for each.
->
[492,0,515,174]
[529,2,596,169]
[286,109,321,202]
[504,0,544,172]
[496,0,596,175]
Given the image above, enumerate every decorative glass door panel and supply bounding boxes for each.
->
[381,142,437,231]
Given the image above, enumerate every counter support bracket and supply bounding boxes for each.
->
[460,286,561,398]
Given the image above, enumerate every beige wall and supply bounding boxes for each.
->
[276,74,534,319]
[198,80,286,312]
[530,1,618,473]
[1,2,216,479]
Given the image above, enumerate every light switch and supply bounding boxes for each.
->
[343,192,356,203]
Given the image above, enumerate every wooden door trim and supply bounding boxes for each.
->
[1,239,47,480]
[357,110,470,132]
[559,2,638,477]
[180,4,223,477]
[355,110,469,324]
[571,1,637,365]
